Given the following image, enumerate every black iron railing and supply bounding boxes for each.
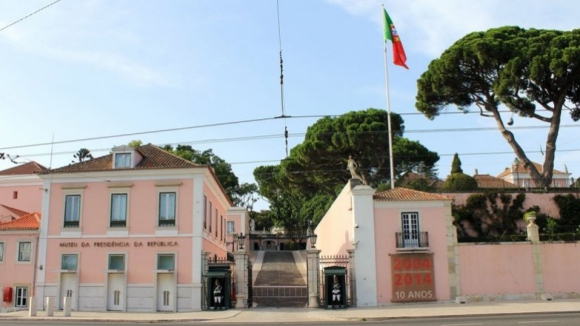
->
[63,220,79,228]
[395,231,429,249]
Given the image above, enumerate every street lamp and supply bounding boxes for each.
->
[237,233,246,250]
[310,233,318,249]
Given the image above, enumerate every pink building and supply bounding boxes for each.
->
[315,180,455,307]
[0,212,41,312]
[497,161,572,188]
[35,144,237,312]
[0,162,45,312]
[0,161,45,218]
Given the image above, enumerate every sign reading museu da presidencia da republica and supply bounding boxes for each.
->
[390,253,436,302]
[58,241,179,248]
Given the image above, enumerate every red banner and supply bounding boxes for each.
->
[390,253,436,302]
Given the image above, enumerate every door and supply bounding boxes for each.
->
[59,273,77,310]
[107,273,124,311]
[157,273,174,311]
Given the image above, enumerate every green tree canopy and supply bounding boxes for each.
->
[280,108,439,191]
[416,26,580,188]
[254,108,440,233]
[164,145,258,209]
[444,153,477,191]
[72,148,93,163]
[451,153,462,174]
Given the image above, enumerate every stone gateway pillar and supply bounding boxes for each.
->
[307,249,321,308]
[234,250,248,308]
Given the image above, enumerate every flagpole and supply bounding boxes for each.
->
[382,5,395,189]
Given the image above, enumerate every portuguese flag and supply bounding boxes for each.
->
[383,8,408,69]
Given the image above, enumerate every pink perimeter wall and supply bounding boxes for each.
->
[541,243,580,293]
[458,243,535,296]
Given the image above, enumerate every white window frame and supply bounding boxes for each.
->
[158,192,177,227]
[64,194,81,228]
[209,201,213,233]
[114,153,131,168]
[155,183,180,232]
[227,221,235,234]
[157,253,175,271]
[203,196,207,229]
[401,212,420,248]
[15,286,28,307]
[61,254,78,271]
[17,241,32,262]
[108,254,126,271]
[110,193,128,227]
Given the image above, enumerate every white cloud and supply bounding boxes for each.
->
[0,2,170,87]
[326,0,580,57]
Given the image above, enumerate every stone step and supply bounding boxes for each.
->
[254,251,306,286]
[252,296,308,308]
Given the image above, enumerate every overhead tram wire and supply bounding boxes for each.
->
[1,120,579,152]
[0,0,62,33]
[275,0,290,157]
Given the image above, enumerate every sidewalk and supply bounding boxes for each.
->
[1,299,579,323]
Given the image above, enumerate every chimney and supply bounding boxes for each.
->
[474,169,478,175]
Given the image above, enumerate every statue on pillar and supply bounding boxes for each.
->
[347,156,366,184]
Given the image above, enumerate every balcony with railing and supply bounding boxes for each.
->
[395,231,429,250]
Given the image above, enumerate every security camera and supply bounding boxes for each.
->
[354,223,359,228]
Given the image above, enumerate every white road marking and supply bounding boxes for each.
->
[441,323,484,326]
[517,321,559,324]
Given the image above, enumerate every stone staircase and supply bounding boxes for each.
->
[252,251,307,308]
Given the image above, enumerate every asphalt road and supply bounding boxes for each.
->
[2,313,580,325]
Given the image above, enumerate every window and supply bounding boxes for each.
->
[110,194,127,227]
[203,196,207,229]
[114,153,131,168]
[227,221,235,234]
[61,254,78,270]
[0,242,4,262]
[220,216,224,241]
[13,191,18,199]
[15,287,28,307]
[401,212,419,247]
[159,192,176,226]
[215,209,218,237]
[108,254,125,270]
[18,242,31,262]
[157,254,175,270]
[64,195,81,228]
[209,202,213,233]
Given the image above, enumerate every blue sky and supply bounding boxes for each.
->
[1,0,579,210]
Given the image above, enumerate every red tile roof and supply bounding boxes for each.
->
[374,187,451,202]
[0,161,47,175]
[0,212,40,231]
[474,174,516,188]
[47,144,205,174]
[497,161,567,179]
